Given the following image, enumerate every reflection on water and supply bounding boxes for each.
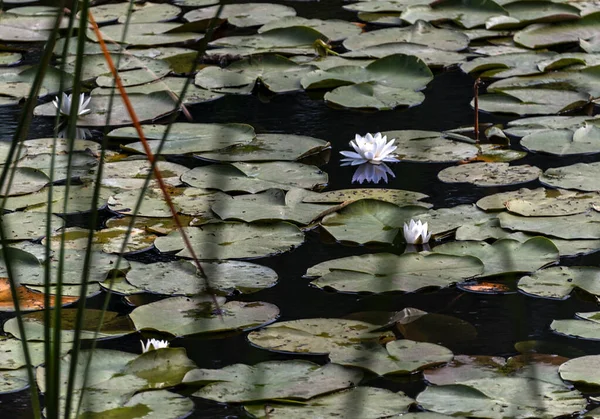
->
[351,162,395,184]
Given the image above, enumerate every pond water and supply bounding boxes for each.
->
[2,0,600,418]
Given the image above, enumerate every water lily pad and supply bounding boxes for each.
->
[559,355,600,386]
[212,189,335,225]
[498,210,600,238]
[244,386,415,419]
[504,115,599,137]
[343,21,469,52]
[400,0,508,29]
[89,159,188,190]
[87,2,181,24]
[0,167,49,196]
[325,82,425,110]
[419,204,495,236]
[0,368,29,394]
[4,308,134,341]
[301,188,431,207]
[382,130,478,162]
[1,211,63,240]
[185,361,363,402]
[342,42,467,67]
[154,222,304,259]
[417,376,586,418]
[460,51,556,79]
[477,187,549,211]
[434,238,559,277]
[505,191,600,216]
[551,312,600,340]
[247,318,394,355]
[514,11,600,48]
[302,54,433,91]
[259,17,361,42]
[438,162,541,187]
[0,13,67,42]
[320,199,427,244]
[88,23,203,46]
[521,124,600,155]
[184,3,296,27]
[487,1,581,30]
[475,89,590,115]
[126,259,277,296]
[34,92,178,127]
[540,162,600,191]
[309,252,484,293]
[130,296,279,336]
[182,162,327,193]
[197,133,330,162]
[519,266,600,300]
[0,277,78,312]
[0,337,66,369]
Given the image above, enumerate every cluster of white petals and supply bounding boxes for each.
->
[52,92,91,117]
[141,338,170,353]
[403,219,431,245]
[340,132,399,166]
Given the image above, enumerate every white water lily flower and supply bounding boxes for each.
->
[352,162,395,184]
[141,338,170,353]
[403,219,431,244]
[52,92,91,117]
[340,132,399,166]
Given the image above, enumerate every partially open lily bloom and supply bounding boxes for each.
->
[340,132,399,166]
[403,219,431,244]
[141,338,170,353]
[352,162,395,184]
[52,92,91,117]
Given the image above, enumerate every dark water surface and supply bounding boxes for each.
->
[2,1,600,418]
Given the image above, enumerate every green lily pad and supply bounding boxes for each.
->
[309,252,484,293]
[0,13,68,42]
[87,2,181,25]
[419,204,496,236]
[325,82,426,110]
[515,11,600,48]
[185,361,363,402]
[460,51,556,79]
[4,309,134,341]
[551,312,600,340]
[302,54,433,91]
[0,167,49,196]
[475,89,590,115]
[0,368,29,394]
[182,162,327,193]
[244,387,416,419]
[486,1,581,30]
[129,296,279,336]
[477,187,549,211]
[503,115,600,137]
[0,337,66,369]
[499,211,600,239]
[343,21,469,52]
[34,92,178,127]
[559,355,600,386]
[0,211,63,240]
[126,259,278,296]
[301,188,431,207]
[540,162,600,191]
[154,222,304,259]
[88,159,188,190]
[434,238,559,277]
[320,199,427,244]
[382,130,478,162]
[505,191,600,216]
[400,0,508,29]
[438,162,541,187]
[197,133,330,162]
[88,23,203,46]
[259,17,361,41]
[519,266,600,300]
[417,376,586,418]
[329,339,453,376]
[521,124,600,155]
[212,189,335,225]
[455,218,535,242]
[342,42,467,68]
[247,318,395,355]
[184,3,296,27]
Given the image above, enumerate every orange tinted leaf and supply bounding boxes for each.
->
[0,278,78,312]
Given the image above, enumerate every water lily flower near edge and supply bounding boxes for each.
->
[52,92,92,117]
[340,132,399,166]
[141,338,170,353]
[403,219,431,245]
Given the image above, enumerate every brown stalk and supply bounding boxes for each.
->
[474,77,481,143]
[88,12,222,314]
